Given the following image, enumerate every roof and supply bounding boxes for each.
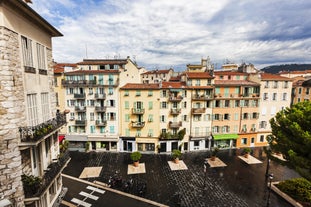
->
[3,0,63,37]
[302,79,311,87]
[161,81,187,89]
[214,80,260,86]
[214,71,246,75]
[279,70,311,74]
[77,59,128,65]
[260,73,292,81]
[141,69,172,75]
[185,72,213,79]
[53,63,77,73]
[120,83,159,90]
[64,70,120,75]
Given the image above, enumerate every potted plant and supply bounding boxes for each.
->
[211,147,219,161]
[130,151,142,167]
[243,148,251,158]
[172,149,181,164]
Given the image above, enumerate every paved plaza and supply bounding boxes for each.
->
[62,148,301,207]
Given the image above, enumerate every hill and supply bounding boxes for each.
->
[260,64,311,74]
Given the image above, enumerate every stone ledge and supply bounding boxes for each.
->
[238,155,263,164]
[270,182,303,207]
[207,157,227,168]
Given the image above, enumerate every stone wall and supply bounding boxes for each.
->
[0,26,26,206]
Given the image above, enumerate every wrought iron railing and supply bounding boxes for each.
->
[24,151,71,198]
[19,114,67,142]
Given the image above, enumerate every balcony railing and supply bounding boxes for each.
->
[192,108,206,114]
[73,93,86,99]
[61,80,97,87]
[24,151,70,198]
[192,94,213,100]
[95,106,106,112]
[75,120,87,126]
[74,106,86,112]
[170,108,181,115]
[169,121,182,128]
[95,120,107,126]
[19,113,66,142]
[95,93,106,99]
[132,108,145,114]
[131,121,145,128]
[168,95,183,102]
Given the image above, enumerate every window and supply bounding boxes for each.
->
[110,126,115,133]
[125,114,130,122]
[223,126,229,133]
[183,115,188,121]
[224,100,230,107]
[282,93,287,101]
[136,90,141,96]
[36,43,46,70]
[235,100,240,107]
[215,100,220,107]
[213,126,219,133]
[90,112,94,121]
[90,125,95,133]
[214,114,220,120]
[196,79,200,86]
[259,121,267,129]
[252,112,258,119]
[265,81,269,88]
[194,115,201,121]
[263,93,268,100]
[260,135,265,142]
[160,115,166,122]
[183,102,187,108]
[108,88,113,95]
[273,81,278,88]
[21,36,34,70]
[272,93,277,101]
[148,90,153,96]
[27,94,38,126]
[284,81,288,88]
[148,114,153,122]
[161,102,167,109]
[124,90,129,96]
[241,138,247,145]
[148,101,153,109]
[224,113,230,120]
[41,93,49,122]
[89,88,93,95]
[125,101,129,109]
[243,113,248,119]
[161,90,167,97]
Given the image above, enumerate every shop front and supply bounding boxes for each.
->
[213,134,238,149]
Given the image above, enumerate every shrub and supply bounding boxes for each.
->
[172,149,181,159]
[130,151,142,162]
[211,147,219,156]
[276,177,311,204]
[243,148,251,154]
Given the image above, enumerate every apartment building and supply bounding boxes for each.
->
[249,73,292,146]
[0,1,68,206]
[62,58,143,152]
[291,77,311,104]
[141,69,173,84]
[213,71,260,148]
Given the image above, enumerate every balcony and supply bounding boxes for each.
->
[61,80,97,87]
[95,106,107,112]
[168,95,183,102]
[132,108,145,114]
[192,94,213,100]
[192,108,206,114]
[19,113,66,143]
[170,108,181,115]
[131,121,145,128]
[95,120,107,126]
[75,120,87,126]
[73,93,86,99]
[23,151,70,198]
[95,93,106,99]
[74,106,86,112]
[169,121,182,128]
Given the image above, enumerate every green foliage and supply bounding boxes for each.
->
[130,151,142,162]
[243,148,251,154]
[160,129,185,140]
[268,101,311,180]
[172,149,181,159]
[211,147,219,156]
[22,174,42,195]
[276,177,311,204]
[85,141,90,152]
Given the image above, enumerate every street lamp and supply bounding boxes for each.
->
[265,158,270,178]
[203,160,208,188]
[266,173,274,207]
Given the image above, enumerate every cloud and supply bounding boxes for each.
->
[30,0,311,70]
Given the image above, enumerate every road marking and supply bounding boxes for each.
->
[79,191,99,200]
[71,198,91,207]
[86,185,105,194]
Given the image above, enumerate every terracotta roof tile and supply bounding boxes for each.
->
[161,81,187,88]
[77,59,127,65]
[142,69,172,75]
[65,70,120,75]
[214,71,245,75]
[120,83,159,90]
[215,80,260,86]
[185,72,213,79]
[260,73,292,81]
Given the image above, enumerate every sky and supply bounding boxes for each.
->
[30,0,311,70]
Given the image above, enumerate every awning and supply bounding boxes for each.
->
[65,135,87,141]
[213,134,238,140]
[58,135,65,142]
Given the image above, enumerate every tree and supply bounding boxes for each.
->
[267,101,311,180]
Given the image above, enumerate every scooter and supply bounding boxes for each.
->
[108,171,123,188]
[123,178,134,192]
